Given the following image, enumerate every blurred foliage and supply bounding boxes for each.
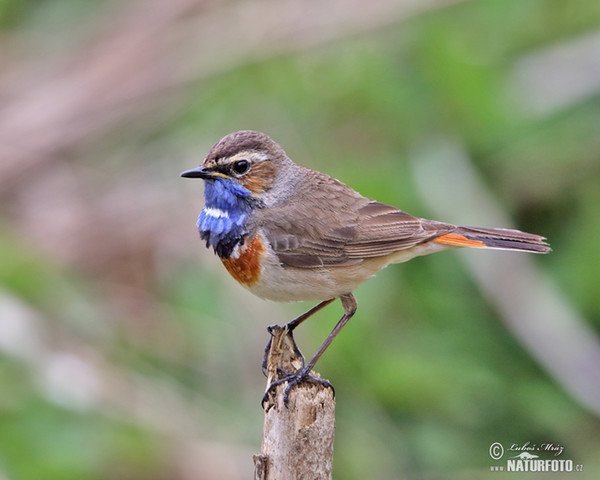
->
[1,0,599,479]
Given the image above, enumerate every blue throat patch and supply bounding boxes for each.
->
[197,178,256,258]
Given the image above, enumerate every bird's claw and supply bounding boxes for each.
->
[261,366,335,408]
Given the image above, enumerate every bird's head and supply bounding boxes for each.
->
[181,131,292,202]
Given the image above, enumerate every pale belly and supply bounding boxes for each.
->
[242,236,451,303]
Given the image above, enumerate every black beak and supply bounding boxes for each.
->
[180,166,214,179]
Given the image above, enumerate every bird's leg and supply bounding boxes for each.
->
[261,298,335,376]
[263,294,357,406]
[286,297,336,331]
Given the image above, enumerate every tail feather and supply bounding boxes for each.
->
[434,226,551,254]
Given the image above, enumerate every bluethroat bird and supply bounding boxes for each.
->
[181,130,550,402]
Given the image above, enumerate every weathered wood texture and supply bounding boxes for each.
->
[254,325,335,480]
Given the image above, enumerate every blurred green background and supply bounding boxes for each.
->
[1,0,599,479]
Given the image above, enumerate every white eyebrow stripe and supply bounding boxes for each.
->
[204,207,230,219]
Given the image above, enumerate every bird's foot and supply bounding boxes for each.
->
[261,365,334,407]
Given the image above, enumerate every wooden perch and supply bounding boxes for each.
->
[254,325,335,480]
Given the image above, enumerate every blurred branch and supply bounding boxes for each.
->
[256,326,335,480]
[411,139,600,418]
[511,29,600,115]
[0,289,252,479]
[0,0,462,186]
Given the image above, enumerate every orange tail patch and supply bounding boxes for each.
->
[434,234,487,248]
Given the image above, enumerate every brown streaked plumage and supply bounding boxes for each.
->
[181,130,551,404]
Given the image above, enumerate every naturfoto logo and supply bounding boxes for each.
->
[488,441,584,473]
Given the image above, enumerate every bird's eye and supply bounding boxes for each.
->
[232,159,250,175]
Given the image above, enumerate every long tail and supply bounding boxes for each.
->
[433,226,551,254]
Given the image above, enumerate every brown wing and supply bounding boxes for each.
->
[343,201,454,259]
[254,168,451,268]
